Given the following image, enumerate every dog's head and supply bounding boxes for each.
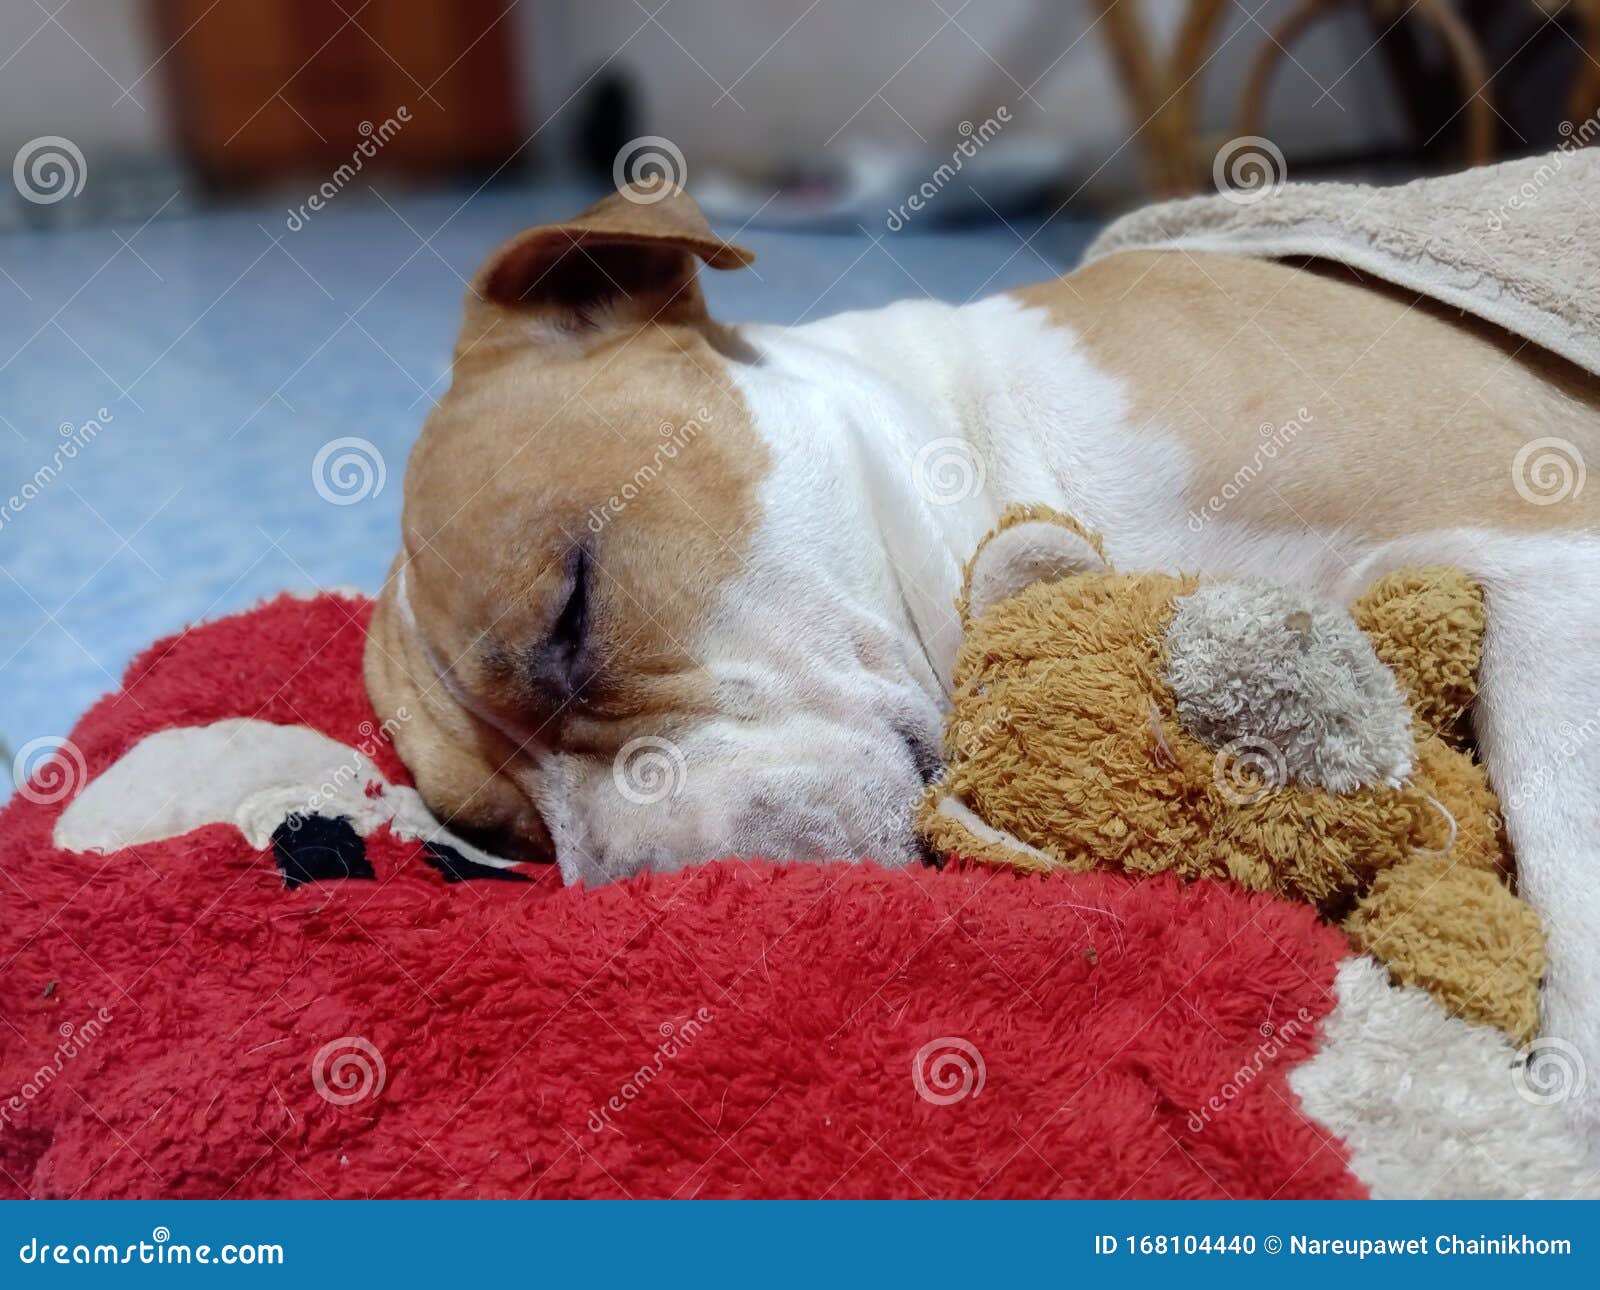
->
[365,184,943,884]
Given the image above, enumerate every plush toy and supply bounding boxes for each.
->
[920,505,1545,1043]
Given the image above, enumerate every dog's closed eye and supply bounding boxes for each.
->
[526,543,594,704]
[551,543,589,663]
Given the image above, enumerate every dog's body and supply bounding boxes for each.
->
[367,186,1600,1142]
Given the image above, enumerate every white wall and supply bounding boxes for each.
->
[0,1,173,166]
[520,0,1406,200]
[0,1,1405,203]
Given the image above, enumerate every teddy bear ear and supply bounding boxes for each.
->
[962,510,1109,622]
[1350,568,1486,737]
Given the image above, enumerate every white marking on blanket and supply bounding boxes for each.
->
[52,717,515,868]
[1291,957,1597,1199]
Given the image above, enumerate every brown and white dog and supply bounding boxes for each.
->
[366,184,1600,1125]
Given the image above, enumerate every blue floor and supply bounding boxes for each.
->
[0,179,1097,761]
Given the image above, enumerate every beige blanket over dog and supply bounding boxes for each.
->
[1084,148,1600,380]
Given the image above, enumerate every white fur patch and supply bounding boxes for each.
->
[733,295,1146,688]
[732,296,1377,686]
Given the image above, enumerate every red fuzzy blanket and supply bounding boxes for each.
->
[0,594,1362,1198]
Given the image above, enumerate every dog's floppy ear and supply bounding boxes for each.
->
[462,181,753,349]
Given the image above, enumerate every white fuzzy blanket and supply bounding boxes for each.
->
[1085,148,1600,379]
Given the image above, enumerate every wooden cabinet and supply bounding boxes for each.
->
[149,0,525,186]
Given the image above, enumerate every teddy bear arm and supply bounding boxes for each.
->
[1343,854,1544,1045]
[1351,568,1486,741]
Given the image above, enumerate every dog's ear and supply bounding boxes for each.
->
[461,182,753,351]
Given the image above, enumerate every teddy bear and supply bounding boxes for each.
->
[919,504,1544,1043]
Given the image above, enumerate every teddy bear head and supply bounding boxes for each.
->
[923,505,1504,904]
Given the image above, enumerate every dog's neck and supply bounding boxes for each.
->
[740,283,1340,704]
[734,293,1141,696]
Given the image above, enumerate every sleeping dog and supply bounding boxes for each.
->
[366,184,1600,1131]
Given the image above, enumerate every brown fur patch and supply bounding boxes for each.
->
[364,191,766,841]
[379,323,765,752]
[1013,251,1600,537]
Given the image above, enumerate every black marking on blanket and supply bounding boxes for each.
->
[272,813,374,889]
[422,841,530,884]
